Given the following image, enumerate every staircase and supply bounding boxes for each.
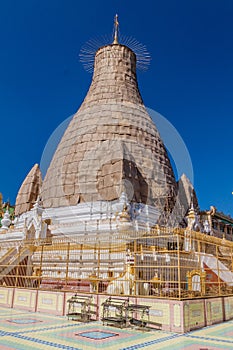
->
[0,247,30,279]
[201,253,233,286]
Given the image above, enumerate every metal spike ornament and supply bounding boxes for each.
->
[79,15,151,73]
[113,14,119,44]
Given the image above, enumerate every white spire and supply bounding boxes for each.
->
[1,209,11,230]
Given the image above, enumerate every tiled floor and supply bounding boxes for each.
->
[0,307,232,349]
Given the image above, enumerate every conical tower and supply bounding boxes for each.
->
[15,164,42,216]
[41,18,177,222]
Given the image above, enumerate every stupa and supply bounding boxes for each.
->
[4,16,233,334]
[15,16,194,235]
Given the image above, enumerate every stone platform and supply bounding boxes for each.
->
[0,287,232,333]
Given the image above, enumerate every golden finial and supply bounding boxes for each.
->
[113,14,119,44]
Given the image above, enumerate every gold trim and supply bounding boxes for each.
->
[187,269,206,295]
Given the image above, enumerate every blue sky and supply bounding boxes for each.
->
[0,0,233,215]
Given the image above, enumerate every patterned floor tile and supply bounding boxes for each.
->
[0,307,232,349]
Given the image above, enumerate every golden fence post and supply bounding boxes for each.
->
[134,239,137,296]
[108,242,112,284]
[197,236,202,295]
[216,243,221,296]
[94,243,97,294]
[177,233,181,299]
[96,242,100,294]
[198,234,207,296]
[38,244,44,289]
[65,242,70,289]
[197,234,201,259]
[15,246,21,288]
[26,245,34,288]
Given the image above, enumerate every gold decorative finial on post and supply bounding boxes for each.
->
[113,14,119,44]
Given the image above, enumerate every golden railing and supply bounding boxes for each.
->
[0,227,232,299]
